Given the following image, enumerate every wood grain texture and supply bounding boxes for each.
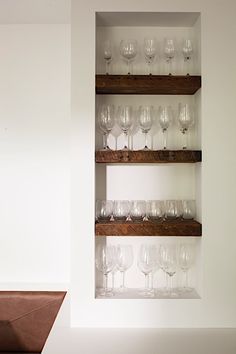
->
[95,150,202,163]
[96,75,201,95]
[95,220,202,237]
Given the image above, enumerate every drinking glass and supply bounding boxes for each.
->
[146,200,164,221]
[95,244,116,297]
[113,200,130,221]
[138,105,154,150]
[98,104,115,150]
[182,200,196,220]
[165,200,183,220]
[164,39,175,75]
[178,244,195,292]
[138,244,158,297]
[120,39,138,75]
[178,103,194,149]
[159,244,178,297]
[143,38,157,74]
[116,105,134,150]
[158,106,173,150]
[130,200,146,221]
[103,40,112,75]
[182,39,193,75]
[95,200,113,222]
[116,244,134,292]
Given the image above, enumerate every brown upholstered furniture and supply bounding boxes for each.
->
[0,291,66,353]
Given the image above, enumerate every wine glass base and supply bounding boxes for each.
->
[100,146,112,151]
[142,146,151,151]
[139,288,155,298]
[96,288,114,297]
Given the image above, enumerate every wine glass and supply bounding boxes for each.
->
[182,39,193,75]
[113,200,130,221]
[130,200,146,221]
[158,106,173,150]
[95,200,113,222]
[146,200,164,221]
[178,103,194,149]
[178,244,195,292]
[159,244,178,297]
[164,39,175,75]
[120,39,138,75]
[98,104,115,150]
[182,200,196,220]
[103,40,112,75]
[138,105,154,150]
[95,244,116,297]
[138,244,158,297]
[143,38,157,74]
[165,200,183,220]
[116,244,134,292]
[116,105,134,150]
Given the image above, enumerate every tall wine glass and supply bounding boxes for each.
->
[178,103,194,149]
[158,106,173,150]
[138,244,157,297]
[98,104,115,150]
[160,244,178,297]
[164,39,175,75]
[178,244,195,292]
[146,200,164,221]
[103,40,112,75]
[116,244,134,292]
[120,39,138,75]
[95,200,113,221]
[95,244,115,297]
[182,39,193,75]
[116,105,134,150]
[144,38,157,74]
[113,200,130,221]
[138,105,154,150]
[130,200,146,221]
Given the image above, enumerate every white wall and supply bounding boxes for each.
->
[0,24,70,283]
[71,0,236,328]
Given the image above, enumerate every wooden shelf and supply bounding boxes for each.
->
[96,75,201,95]
[95,219,202,237]
[95,150,201,164]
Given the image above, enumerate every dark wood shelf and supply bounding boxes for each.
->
[96,75,201,95]
[95,219,202,237]
[95,150,201,164]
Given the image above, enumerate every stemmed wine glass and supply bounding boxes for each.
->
[138,105,154,150]
[120,39,138,75]
[98,104,115,150]
[164,39,175,75]
[138,244,158,297]
[158,106,173,150]
[103,40,112,75]
[182,39,193,75]
[116,106,134,150]
[159,244,178,297]
[143,38,157,75]
[178,244,195,292]
[178,103,194,149]
[95,244,116,297]
[116,244,134,292]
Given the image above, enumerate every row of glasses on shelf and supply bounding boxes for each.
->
[96,200,196,222]
[96,243,196,297]
[98,103,194,150]
[103,38,194,75]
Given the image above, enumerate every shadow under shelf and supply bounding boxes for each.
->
[95,219,202,237]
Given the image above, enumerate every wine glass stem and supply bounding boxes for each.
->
[163,129,167,149]
[104,273,108,293]
[150,272,154,290]
[111,272,115,290]
[124,131,128,149]
[184,270,189,289]
[182,129,187,149]
[185,58,190,75]
[128,60,131,75]
[144,132,148,149]
[105,60,110,75]
[103,133,108,149]
[169,275,173,293]
[120,271,125,290]
[145,274,149,290]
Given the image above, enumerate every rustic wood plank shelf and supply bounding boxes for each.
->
[95,150,202,163]
[95,220,202,237]
[96,75,201,95]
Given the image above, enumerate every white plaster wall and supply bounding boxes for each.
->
[71,0,236,327]
[0,24,70,283]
